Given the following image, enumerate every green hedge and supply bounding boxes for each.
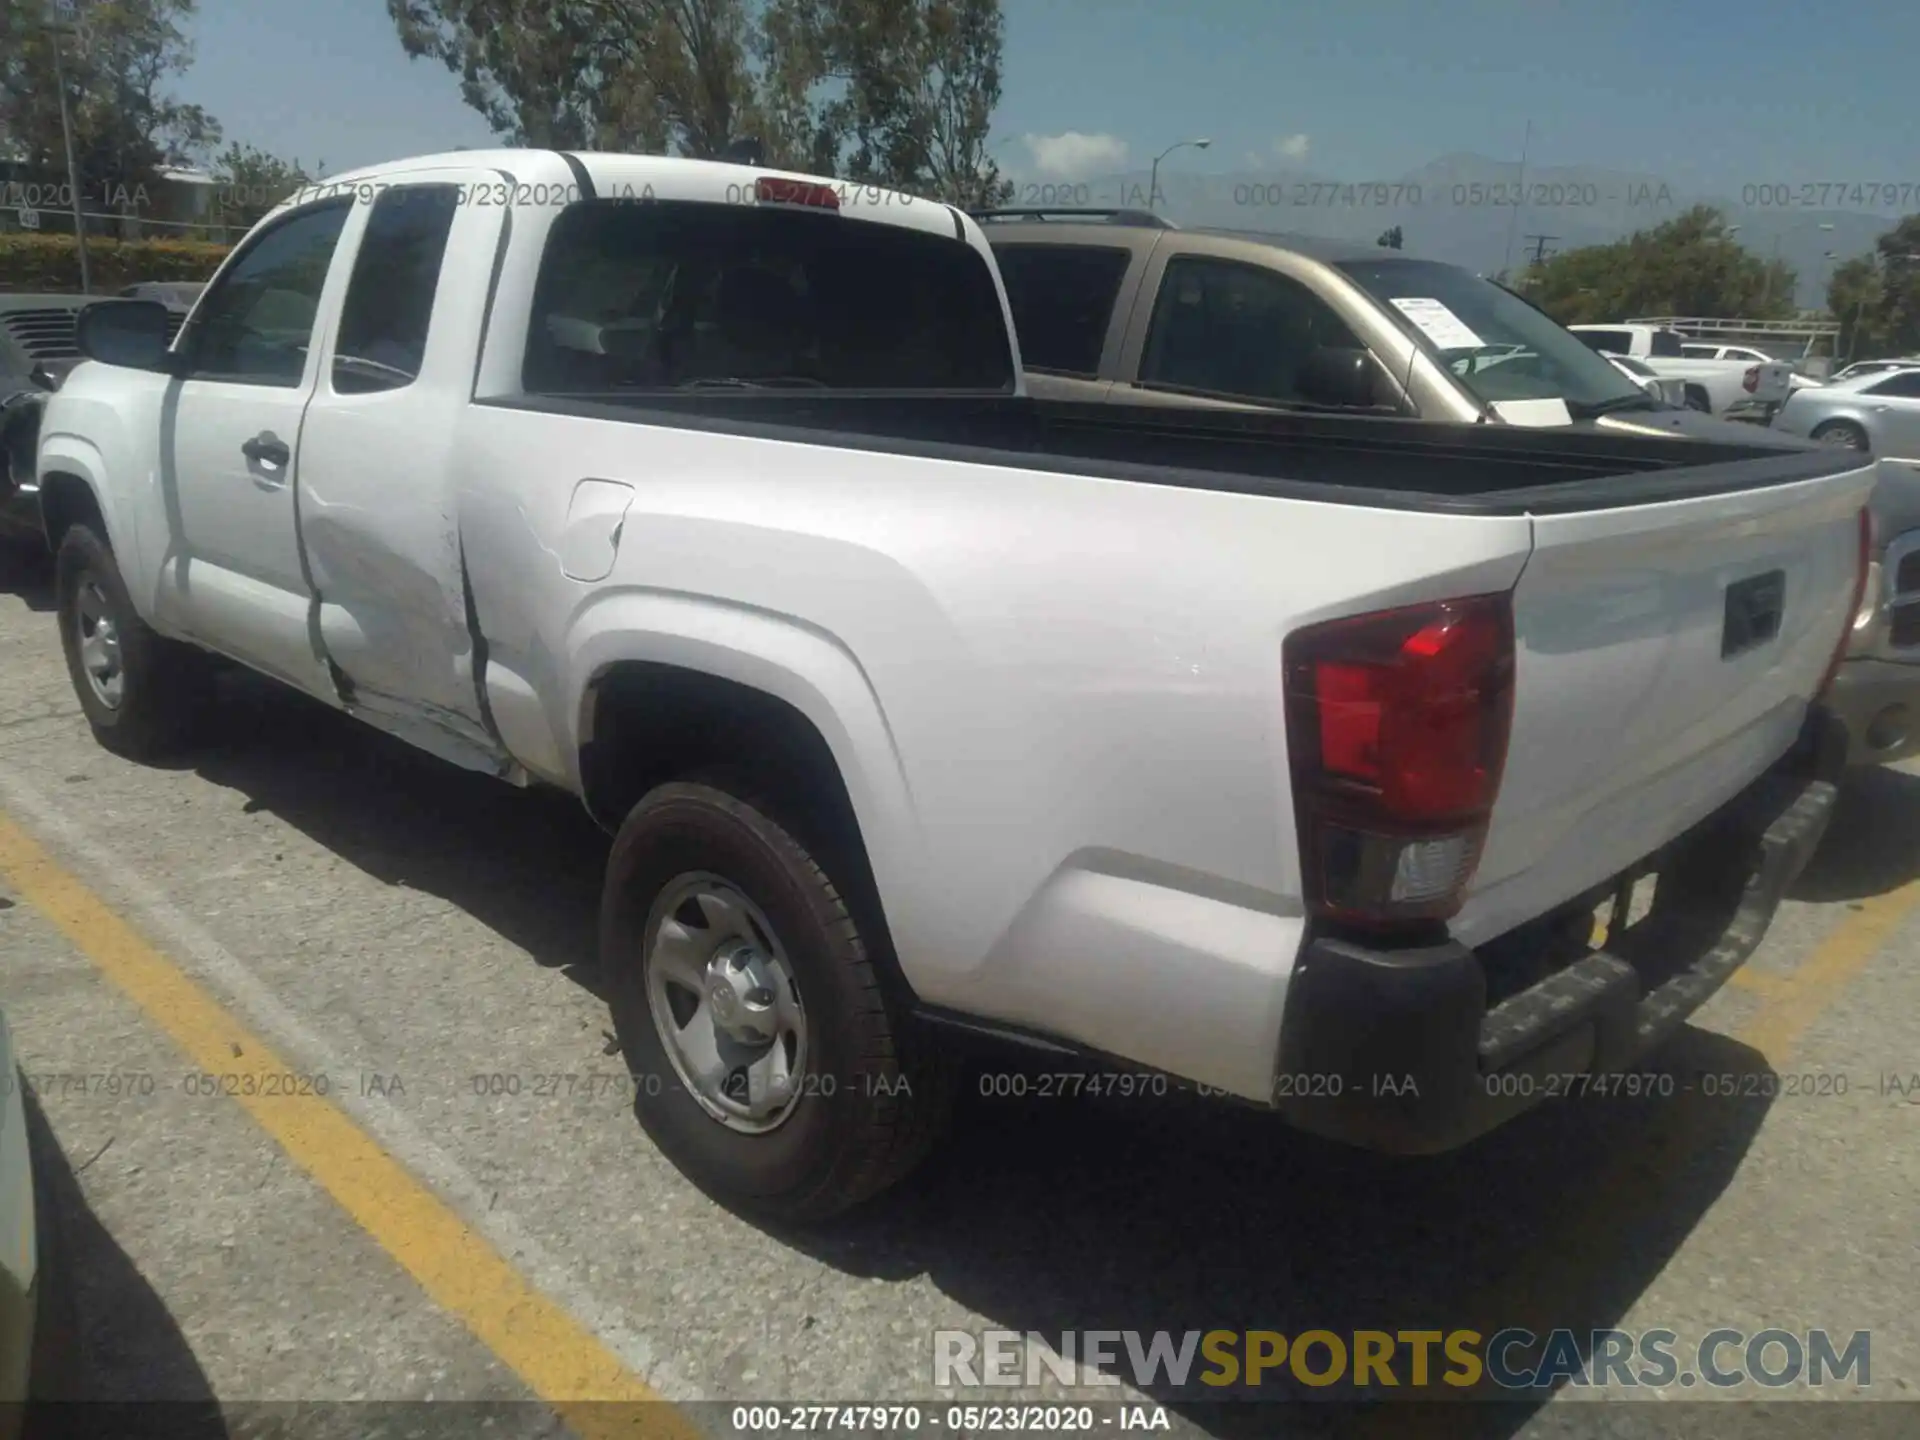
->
[0,232,232,293]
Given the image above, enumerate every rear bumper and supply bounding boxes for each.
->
[1826,657,1920,766]
[1272,706,1845,1154]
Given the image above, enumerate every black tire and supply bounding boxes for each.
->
[1811,419,1871,453]
[54,523,206,760]
[1683,385,1712,412]
[602,781,950,1223]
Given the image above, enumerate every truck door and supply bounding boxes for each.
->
[154,196,354,699]
[293,171,516,775]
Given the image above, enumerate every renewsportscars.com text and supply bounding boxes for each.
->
[932,1328,1870,1392]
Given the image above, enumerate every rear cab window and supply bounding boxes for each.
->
[1647,329,1684,358]
[988,244,1132,377]
[522,198,1016,394]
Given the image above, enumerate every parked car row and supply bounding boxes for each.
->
[1567,323,1793,419]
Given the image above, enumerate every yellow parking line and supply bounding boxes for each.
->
[1740,882,1920,1063]
[1724,965,1786,997]
[0,811,699,1440]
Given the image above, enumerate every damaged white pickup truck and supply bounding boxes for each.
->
[35,150,1874,1221]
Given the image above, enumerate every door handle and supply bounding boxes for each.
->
[242,434,290,467]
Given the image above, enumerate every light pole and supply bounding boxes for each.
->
[46,2,92,294]
[1147,137,1210,213]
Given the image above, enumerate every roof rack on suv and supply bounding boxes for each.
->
[969,207,1177,229]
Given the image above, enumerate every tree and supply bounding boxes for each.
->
[763,0,1010,204]
[210,141,320,227]
[1522,206,1797,325]
[386,0,1011,202]
[1827,216,1920,361]
[0,0,221,206]
[1376,224,1403,250]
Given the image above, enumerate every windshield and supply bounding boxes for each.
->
[1334,257,1647,411]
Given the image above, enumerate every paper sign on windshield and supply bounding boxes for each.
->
[1390,297,1484,351]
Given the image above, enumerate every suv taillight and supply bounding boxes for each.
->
[1743,365,1760,393]
[1284,594,1515,930]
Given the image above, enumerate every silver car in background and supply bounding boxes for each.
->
[1772,366,1920,457]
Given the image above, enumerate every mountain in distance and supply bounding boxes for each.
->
[1030,151,1901,311]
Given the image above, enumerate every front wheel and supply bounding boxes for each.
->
[602,782,950,1222]
[1811,419,1871,453]
[55,523,207,759]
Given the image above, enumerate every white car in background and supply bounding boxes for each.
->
[1830,358,1920,384]
[1570,323,1793,418]
[1602,352,1693,409]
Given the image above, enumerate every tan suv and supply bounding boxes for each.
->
[975,207,1702,428]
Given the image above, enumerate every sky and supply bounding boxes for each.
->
[181,0,1920,196]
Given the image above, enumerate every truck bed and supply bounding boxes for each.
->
[488,392,1856,515]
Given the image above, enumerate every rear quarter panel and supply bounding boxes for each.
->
[454,403,1535,1086]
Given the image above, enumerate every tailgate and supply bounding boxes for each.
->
[1748,362,1793,403]
[1452,461,1873,947]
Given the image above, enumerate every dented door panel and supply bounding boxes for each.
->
[293,166,517,772]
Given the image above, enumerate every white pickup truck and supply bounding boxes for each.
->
[1569,324,1794,420]
[35,149,1873,1221]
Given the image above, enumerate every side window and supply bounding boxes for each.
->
[1647,330,1684,358]
[1681,344,1715,358]
[1575,329,1628,354]
[1866,372,1920,398]
[989,244,1132,377]
[1138,256,1369,405]
[185,200,351,386]
[333,185,460,394]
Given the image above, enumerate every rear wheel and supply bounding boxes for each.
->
[55,523,207,760]
[1811,419,1870,452]
[602,781,950,1222]
[1683,385,1712,413]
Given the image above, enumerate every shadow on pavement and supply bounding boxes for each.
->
[21,1089,227,1438]
[154,673,1812,1438]
[1790,762,1920,904]
[183,671,612,1004]
[0,541,54,614]
[763,1025,1778,1437]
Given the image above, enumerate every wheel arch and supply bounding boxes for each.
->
[567,603,925,1005]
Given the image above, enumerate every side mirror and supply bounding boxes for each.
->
[75,300,183,374]
[1298,345,1383,409]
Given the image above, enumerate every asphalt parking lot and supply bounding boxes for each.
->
[1,543,1918,1440]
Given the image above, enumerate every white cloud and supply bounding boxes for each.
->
[1021,131,1130,178]
[1274,133,1311,161]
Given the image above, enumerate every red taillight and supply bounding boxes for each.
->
[1284,594,1515,929]
[1743,365,1760,393]
[755,176,840,211]
[1818,506,1872,700]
